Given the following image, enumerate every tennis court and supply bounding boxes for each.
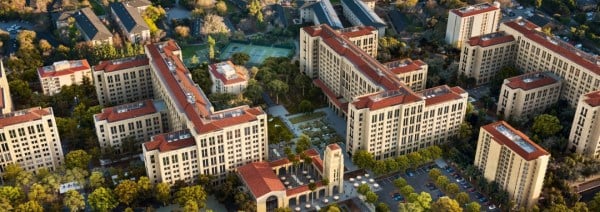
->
[219,42,293,65]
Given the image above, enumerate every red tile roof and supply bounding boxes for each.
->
[94,56,149,73]
[0,107,52,128]
[238,162,285,198]
[503,19,600,75]
[312,157,324,172]
[352,88,422,110]
[467,32,515,47]
[339,26,377,38]
[584,91,600,107]
[313,79,348,112]
[450,3,499,17]
[38,60,91,78]
[417,85,467,106]
[385,59,426,75]
[505,72,560,91]
[94,99,157,123]
[143,130,196,152]
[208,61,247,85]
[286,181,324,196]
[327,143,341,150]
[482,121,549,161]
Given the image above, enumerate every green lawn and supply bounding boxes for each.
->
[180,44,209,66]
[89,0,106,15]
[289,111,326,124]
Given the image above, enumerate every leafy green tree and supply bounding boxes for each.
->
[407,192,432,211]
[0,197,12,211]
[532,114,562,138]
[298,100,314,113]
[88,187,117,212]
[366,191,378,204]
[64,190,85,212]
[400,185,415,196]
[407,152,423,168]
[435,176,450,191]
[455,192,470,206]
[373,160,387,175]
[89,171,105,190]
[231,52,250,66]
[376,202,390,212]
[15,200,43,212]
[63,168,88,187]
[183,200,198,212]
[352,150,374,169]
[27,183,49,204]
[295,134,311,153]
[384,159,399,174]
[394,177,408,188]
[491,66,520,96]
[429,168,442,181]
[3,164,24,185]
[0,186,24,206]
[175,185,207,209]
[535,0,542,8]
[248,0,261,16]
[244,79,264,104]
[215,1,227,15]
[207,35,216,60]
[267,79,289,104]
[572,202,588,212]
[445,183,460,197]
[114,180,139,206]
[464,202,480,212]
[357,184,370,195]
[431,197,462,212]
[396,155,410,173]
[65,150,92,170]
[589,192,600,211]
[155,182,171,205]
[458,123,473,140]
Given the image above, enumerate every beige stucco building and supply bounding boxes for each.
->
[458,31,517,85]
[0,60,12,114]
[445,2,501,48]
[385,59,428,91]
[93,56,153,106]
[208,61,248,94]
[142,41,268,184]
[238,145,344,212]
[94,99,167,153]
[38,60,92,96]
[474,121,549,208]
[0,107,65,173]
[497,72,562,120]
[569,91,600,158]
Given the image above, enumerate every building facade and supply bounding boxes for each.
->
[497,72,562,120]
[142,41,268,184]
[474,121,549,208]
[458,31,516,85]
[94,99,167,153]
[73,7,113,46]
[569,90,600,158]
[0,60,12,114]
[37,60,92,96]
[93,56,152,106]
[0,107,65,173]
[208,61,248,94]
[385,59,428,91]
[445,2,501,48]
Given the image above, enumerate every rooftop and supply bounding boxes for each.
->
[38,60,91,78]
[341,0,386,28]
[94,99,165,123]
[237,162,286,198]
[450,2,500,17]
[110,2,149,33]
[385,59,426,75]
[352,88,422,110]
[0,107,53,128]
[482,121,549,161]
[73,7,112,41]
[583,90,600,107]
[310,0,343,29]
[417,85,467,106]
[467,31,515,47]
[94,56,149,73]
[338,26,377,38]
[505,72,560,91]
[143,130,196,152]
[208,61,247,85]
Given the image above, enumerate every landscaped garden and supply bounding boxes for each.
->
[289,111,326,124]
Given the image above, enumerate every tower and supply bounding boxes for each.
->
[0,59,13,114]
[324,144,344,195]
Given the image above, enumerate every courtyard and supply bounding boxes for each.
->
[219,42,293,65]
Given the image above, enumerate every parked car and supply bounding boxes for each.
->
[489,204,497,210]
[456,177,465,182]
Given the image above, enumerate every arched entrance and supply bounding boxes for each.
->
[266,196,278,212]
[333,185,340,194]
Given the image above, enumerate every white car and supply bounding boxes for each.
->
[489,204,496,210]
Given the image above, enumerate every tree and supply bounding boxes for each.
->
[0,186,24,206]
[88,187,118,212]
[357,184,371,195]
[200,14,229,36]
[400,185,415,196]
[435,176,450,190]
[0,197,12,211]
[464,202,480,212]
[65,150,91,170]
[231,52,250,66]
[38,39,52,55]
[407,192,432,211]
[183,200,198,212]
[27,183,49,203]
[64,190,85,212]
[458,123,473,140]
[15,200,43,212]
[267,79,289,104]
[384,159,399,174]
[215,1,227,15]
[175,185,207,209]
[531,114,562,138]
[114,180,139,206]
[535,0,542,8]
[373,160,387,175]
[407,152,423,168]
[248,0,261,16]
[445,183,460,197]
[431,197,462,212]
[298,100,314,113]
[3,164,24,185]
[296,134,311,153]
[394,177,408,189]
[155,182,171,205]
[376,202,390,212]
[207,35,216,60]
[175,26,191,39]
[365,191,378,204]
[429,168,442,181]
[244,79,263,103]
[89,171,105,190]
[352,150,374,169]
[396,155,410,173]
[455,192,470,206]
[491,66,519,96]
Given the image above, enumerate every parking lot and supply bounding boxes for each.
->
[376,162,500,211]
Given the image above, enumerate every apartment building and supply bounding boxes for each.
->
[0,107,65,173]
[568,90,600,158]
[458,31,516,85]
[385,59,428,91]
[93,56,152,106]
[208,61,248,94]
[445,2,501,48]
[142,41,268,184]
[110,1,150,43]
[300,25,378,78]
[346,85,467,159]
[497,72,561,120]
[474,121,549,208]
[0,60,12,114]
[499,18,600,107]
[94,99,167,153]
[73,7,113,46]
[299,0,343,29]
[341,0,386,35]
[37,60,92,96]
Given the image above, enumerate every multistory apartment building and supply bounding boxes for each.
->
[94,99,167,153]
[0,60,12,114]
[445,2,501,48]
[300,25,378,78]
[499,18,600,107]
[300,24,468,159]
[458,31,516,85]
[474,121,549,208]
[208,61,248,94]
[37,60,92,96]
[569,90,600,158]
[0,107,65,173]
[299,0,343,29]
[93,56,152,106]
[497,72,562,120]
[142,41,268,184]
[109,1,150,43]
[341,0,386,35]
[73,7,113,46]
[385,59,428,91]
